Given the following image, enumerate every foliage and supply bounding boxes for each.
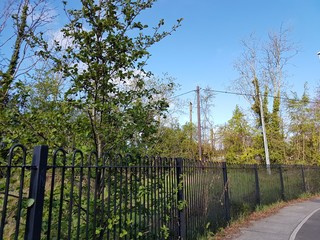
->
[36,0,182,157]
[218,106,255,163]
[150,122,198,159]
[0,0,183,239]
[0,0,182,155]
[233,28,297,164]
[285,85,320,165]
[0,146,183,239]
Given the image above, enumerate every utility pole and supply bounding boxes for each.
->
[189,102,193,124]
[259,93,271,171]
[210,128,214,151]
[189,102,193,141]
[253,78,270,170]
[210,128,214,161]
[196,86,202,160]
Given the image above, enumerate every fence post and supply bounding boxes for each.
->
[279,165,285,201]
[254,164,261,205]
[300,165,307,193]
[25,145,48,240]
[222,162,231,223]
[175,158,186,240]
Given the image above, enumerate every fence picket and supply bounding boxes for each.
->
[25,145,48,240]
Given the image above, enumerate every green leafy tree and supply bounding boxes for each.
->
[0,1,182,238]
[268,90,286,163]
[219,105,254,163]
[286,85,320,165]
[151,122,198,159]
[42,0,182,157]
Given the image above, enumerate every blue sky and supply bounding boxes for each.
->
[2,0,320,126]
[141,0,320,125]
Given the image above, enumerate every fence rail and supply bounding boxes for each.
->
[1,144,320,240]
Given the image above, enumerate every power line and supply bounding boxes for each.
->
[204,89,320,105]
[169,87,320,105]
[169,90,195,99]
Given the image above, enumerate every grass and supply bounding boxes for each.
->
[206,193,320,240]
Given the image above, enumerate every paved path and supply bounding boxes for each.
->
[231,198,320,240]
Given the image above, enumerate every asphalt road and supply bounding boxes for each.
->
[231,198,320,240]
[293,207,320,240]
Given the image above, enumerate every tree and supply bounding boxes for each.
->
[1,1,183,238]
[38,0,182,157]
[218,105,254,163]
[200,86,215,160]
[233,27,297,163]
[0,0,56,158]
[150,122,198,159]
[0,0,182,155]
[286,85,320,165]
[0,0,54,108]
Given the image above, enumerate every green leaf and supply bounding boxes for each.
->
[95,227,103,234]
[26,198,35,208]
[120,229,128,238]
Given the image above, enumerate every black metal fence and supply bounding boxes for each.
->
[1,145,320,240]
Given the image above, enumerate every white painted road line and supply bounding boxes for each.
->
[289,208,320,240]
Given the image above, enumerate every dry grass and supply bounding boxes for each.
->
[207,194,320,240]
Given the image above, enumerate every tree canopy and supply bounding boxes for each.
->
[0,0,182,157]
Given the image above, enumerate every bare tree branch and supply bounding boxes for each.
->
[0,0,56,108]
